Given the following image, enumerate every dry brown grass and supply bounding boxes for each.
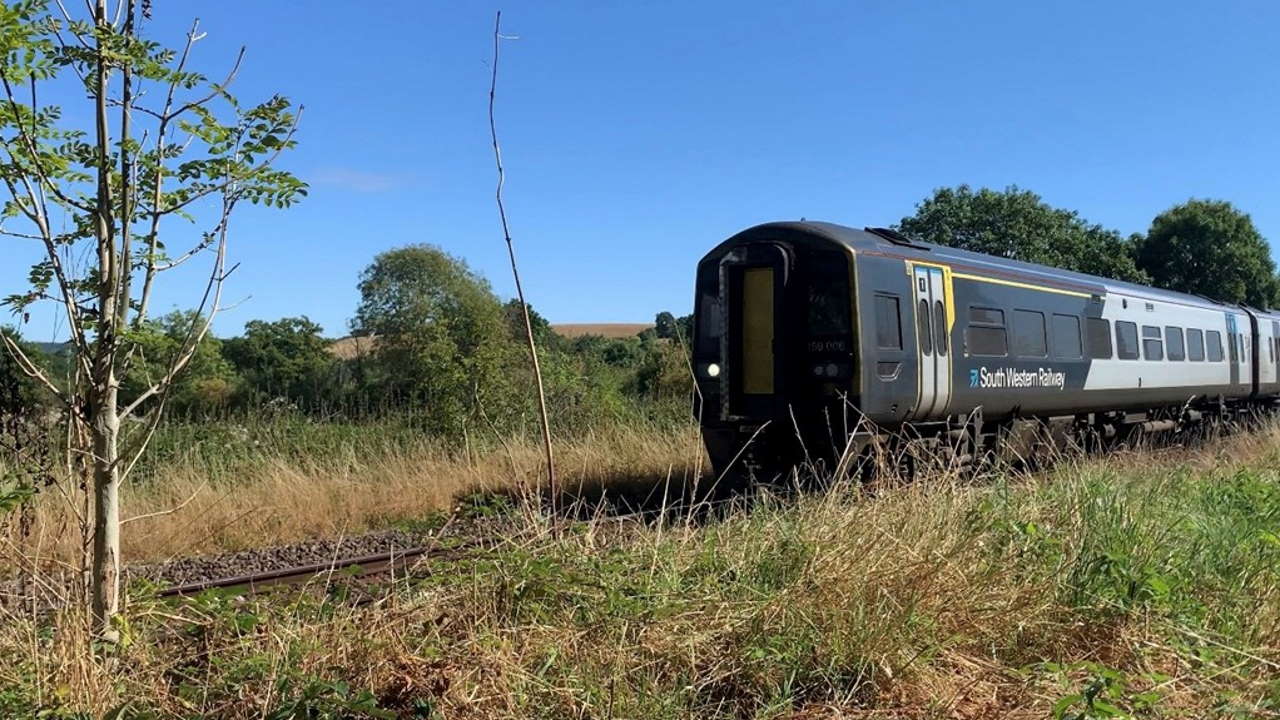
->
[5,422,703,571]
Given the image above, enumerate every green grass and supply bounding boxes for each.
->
[4,429,1280,718]
[132,404,691,485]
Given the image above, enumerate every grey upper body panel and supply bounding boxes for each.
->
[727,221,1256,313]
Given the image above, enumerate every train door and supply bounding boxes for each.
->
[1226,313,1241,388]
[721,243,790,419]
[911,265,951,419]
[1274,321,1280,384]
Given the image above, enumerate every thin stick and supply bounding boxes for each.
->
[488,10,557,509]
[120,480,206,526]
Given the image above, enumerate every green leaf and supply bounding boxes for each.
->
[1052,693,1083,719]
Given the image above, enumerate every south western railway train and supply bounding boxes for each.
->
[692,221,1280,480]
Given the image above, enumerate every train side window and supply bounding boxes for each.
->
[1086,317,1112,359]
[933,301,948,356]
[1187,329,1205,361]
[874,295,902,350]
[1165,326,1185,361]
[1142,326,1163,361]
[917,300,933,355]
[1206,330,1224,362]
[1012,309,1047,358]
[970,307,1004,325]
[1051,314,1082,359]
[966,306,1007,357]
[1227,332,1238,363]
[1115,321,1140,360]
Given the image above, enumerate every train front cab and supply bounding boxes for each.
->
[692,225,860,481]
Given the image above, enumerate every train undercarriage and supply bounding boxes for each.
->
[704,396,1280,489]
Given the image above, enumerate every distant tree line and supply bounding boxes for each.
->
[3,244,694,435]
[4,189,1277,432]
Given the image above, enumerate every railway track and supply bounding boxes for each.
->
[155,538,490,598]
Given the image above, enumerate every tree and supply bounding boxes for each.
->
[1134,199,1280,307]
[0,328,54,517]
[0,327,45,418]
[896,185,1149,283]
[223,316,333,409]
[631,338,691,403]
[653,311,692,343]
[122,311,239,415]
[503,299,561,352]
[654,311,677,339]
[0,2,304,633]
[352,245,512,431]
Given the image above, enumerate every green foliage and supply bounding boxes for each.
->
[266,679,393,720]
[121,311,239,416]
[630,338,691,403]
[0,327,55,515]
[1134,199,1280,306]
[352,245,514,433]
[0,327,47,417]
[222,316,335,409]
[503,299,563,352]
[1045,662,1164,719]
[653,311,692,342]
[896,185,1150,283]
[570,334,645,368]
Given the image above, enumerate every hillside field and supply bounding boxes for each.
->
[552,323,656,339]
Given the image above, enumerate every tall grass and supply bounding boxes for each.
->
[3,423,1279,717]
[4,412,702,569]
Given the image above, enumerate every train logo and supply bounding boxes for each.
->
[970,366,1066,390]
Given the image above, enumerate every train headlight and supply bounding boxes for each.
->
[705,363,721,378]
[825,363,839,378]
[813,364,826,377]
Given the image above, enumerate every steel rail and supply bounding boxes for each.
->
[155,539,487,598]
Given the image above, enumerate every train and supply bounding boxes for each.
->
[691,221,1280,481]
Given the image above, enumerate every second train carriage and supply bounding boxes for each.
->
[692,221,1280,480]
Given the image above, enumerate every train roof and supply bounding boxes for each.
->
[728,220,1268,315]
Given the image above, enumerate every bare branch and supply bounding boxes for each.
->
[115,0,138,329]
[135,22,214,327]
[105,99,163,120]
[0,228,50,240]
[118,192,236,421]
[489,11,557,500]
[167,46,244,120]
[0,332,68,405]
[120,482,205,526]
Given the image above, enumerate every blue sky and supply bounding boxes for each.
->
[5,0,1280,340]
